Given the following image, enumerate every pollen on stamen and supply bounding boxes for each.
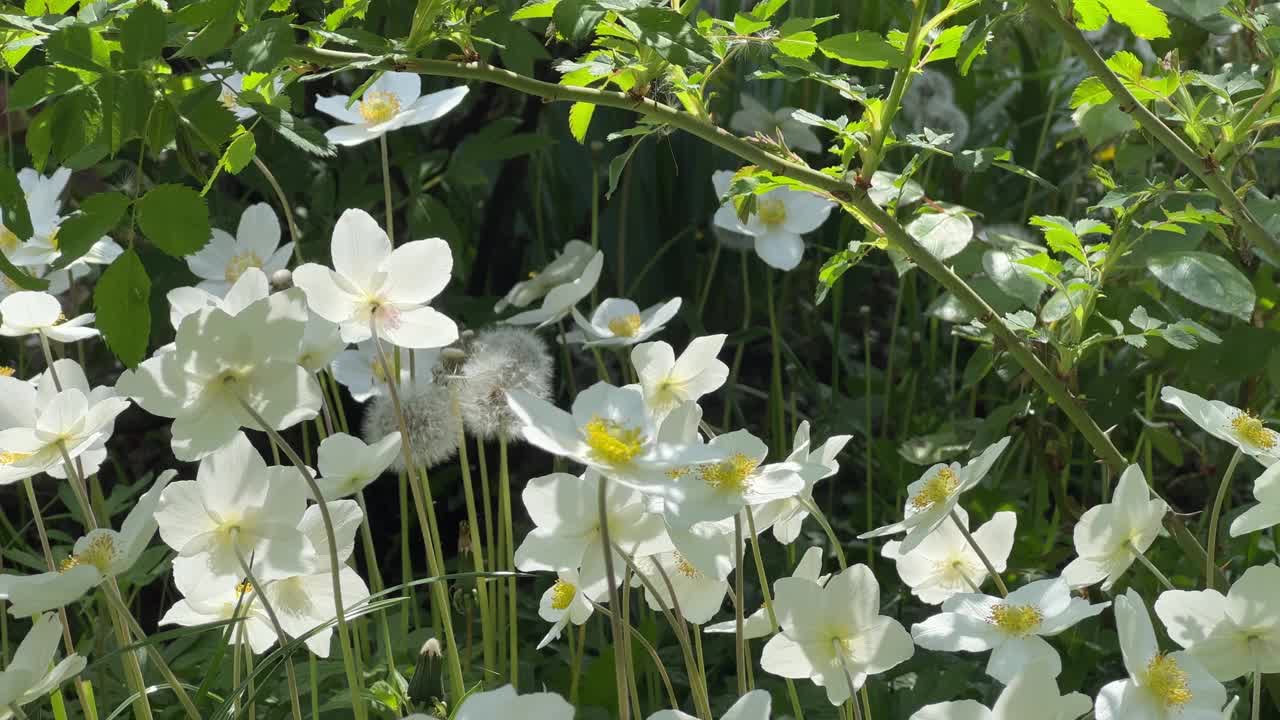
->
[0,366,14,377]
[757,197,788,226]
[550,580,576,610]
[988,603,1042,637]
[0,450,31,465]
[359,90,401,124]
[224,250,264,284]
[583,416,644,465]
[910,467,959,510]
[674,553,700,578]
[1143,653,1192,708]
[1231,411,1277,451]
[607,313,643,338]
[699,453,758,492]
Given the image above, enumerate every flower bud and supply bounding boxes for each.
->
[270,269,293,290]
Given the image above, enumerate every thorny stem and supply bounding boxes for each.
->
[1205,448,1243,591]
[596,474,632,720]
[228,534,304,720]
[862,0,928,178]
[949,510,1008,597]
[235,399,368,720]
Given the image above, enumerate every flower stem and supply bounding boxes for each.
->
[354,491,401,675]
[499,435,519,688]
[101,579,203,720]
[587,601,679,710]
[596,474,631,720]
[733,515,748,697]
[228,532,304,720]
[1205,449,1242,591]
[380,135,394,243]
[568,622,586,705]
[1127,540,1175,592]
[744,508,804,720]
[832,639,865,720]
[765,271,785,459]
[1252,668,1263,720]
[236,399,368,720]
[949,510,1008,597]
[447,387,497,684]
[796,496,848,570]
[251,155,303,264]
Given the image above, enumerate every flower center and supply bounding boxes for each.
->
[988,603,1042,637]
[0,366,13,377]
[224,250,264,284]
[1143,653,1192,708]
[699,452,758,492]
[1231,411,1276,451]
[360,90,402,125]
[910,467,959,510]
[47,228,59,250]
[59,534,116,574]
[550,580,577,610]
[583,416,645,465]
[219,88,240,111]
[236,580,255,597]
[758,197,788,227]
[607,313,643,337]
[0,226,17,253]
[674,553,700,578]
[0,450,31,465]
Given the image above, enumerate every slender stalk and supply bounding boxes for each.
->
[251,155,303,264]
[354,491,400,674]
[862,0,927,177]
[949,510,1008,597]
[499,435,519,688]
[568,623,586,705]
[733,515,747,697]
[447,388,496,683]
[101,580,203,720]
[235,400,368,719]
[833,640,865,720]
[1205,449,1243,591]
[797,496,848,570]
[597,475,631,720]
[744,508,804,720]
[1252,667,1263,720]
[309,655,320,720]
[380,135,394,243]
[228,534,304,720]
[1127,541,1175,592]
[765,271,785,458]
[588,601,680,710]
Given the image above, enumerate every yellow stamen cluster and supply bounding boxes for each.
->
[359,90,401,124]
[236,580,255,596]
[1231,411,1277,451]
[47,228,59,250]
[910,467,959,510]
[1143,653,1192,708]
[550,580,576,610]
[54,313,67,324]
[0,366,14,377]
[219,88,240,111]
[224,250,264,284]
[699,453,758,492]
[607,313,644,338]
[0,450,31,465]
[674,553,700,578]
[988,603,1043,637]
[583,416,644,465]
[59,534,115,574]
[757,197,788,226]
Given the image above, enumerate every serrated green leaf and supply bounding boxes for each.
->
[231,17,295,72]
[175,0,236,59]
[8,66,84,110]
[512,0,557,20]
[733,12,770,34]
[818,31,902,68]
[45,25,111,72]
[1073,0,1170,39]
[0,165,34,241]
[94,249,151,368]
[568,101,595,143]
[906,209,973,262]
[241,100,335,157]
[51,192,129,269]
[121,2,167,67]
[1070,76,1112,108]
[775,30,817,59]
[223,130,257,173]
[617,8,716,66]
[136,184,211,257]
[753,0,788,19]
[553,0,605,44]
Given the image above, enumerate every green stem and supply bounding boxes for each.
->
[101,581,203,720]
[568,623,586,705]
[744,508,804,720]
[797,496,848,570]
[251,155,303,264]
[765,271,785,459]
[500,436,519,688]
[447,388,497,683]
[354,491,400,675]
[380,135,394,243]
[948,510,1008,597]
[862,0,928,178]
[597,475,632,720]
[587,601,680,710]
[733,515,747,697]
[228,532,304,720]
[1127,540,1175,592]
[1205,449,1243,591]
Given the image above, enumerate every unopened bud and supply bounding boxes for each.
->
[270,269,293,290]
[420,637,442,658]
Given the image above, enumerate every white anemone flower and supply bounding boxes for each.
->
[1061,464,1168,591]
[332,341,440,403]
[4,168,70,269]
[1161,386,1280,465]
[536,568,598,649]
[0,613,86,718]
[761,564,914,705]
[200,61,282,121]
[662,428,808,528]
[313,432,403,500]
[260,500,370,657]
[0,359,121,484]
[730,94,822,153]
[631,335,729,421]
[705,546,826,639]
[505,381,720,492]
[515,469,671,596]
[751,421,852,544]
[186,203,294,297]
[911,577,1110,683]
[117,289,322,461]
[0,471,174,617]
[860,436,1011,554]
[908,666,1092,720]
[1153,563,1280,681]
[503,250,604,328]
[0,369,130,485]
[883,507,1017,605]
[567,296,682,347]
[635,546,733,624]
[1230,462,1280,536]
[0,291,97,342]
[166,267,271,332]
[1095,589,1229,720]
[293,209,457,348]
[159,573,275,655]
[649,688,772,720]
[711,170,835,271]
[297,313,345,374]
[496,239,596,313]
[315,72,468,147]
[450,685,574,720]
[154,432,316,586]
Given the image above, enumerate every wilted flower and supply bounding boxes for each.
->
[1061,465,1168,591]
[711,170,835,271]
[911,577,1110,683]
[503,251,603,328]
[186,203,294,297]
[363,380,459,471]
[1154,563,1280,681]
[0,613,87,714]
[0,290,98,343]
[496,239,596,313]
[457,326,554,440]
[883,506,1017,605]
[315,72,468,147]
[730,94,822,153]
[1162,386,1279,465]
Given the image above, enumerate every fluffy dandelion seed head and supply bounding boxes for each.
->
[757,196,788,227]
[988,603,1042,637]
[584,417,644,465]
[364,380,460,471]
[457,327,553,440]
[1231,411,1276,451]
[607,313,643,338]
[224,250,264,284]
[550,580,577,610]
[0,366,14,377]
[699,453,757,492]
[1143,653,1192,708]
[910,467,959,510]
[360,91,401,124]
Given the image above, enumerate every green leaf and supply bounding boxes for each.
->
[0,252,48,291]
[136,184,211,257]
[568,101,595,143]
[8,66,84,110]
[608,136,648,199]
[0,165,34,240]
[175,0,237,59]
[1146,251,1255,321]
[1070,77,1111,108]
[121,2,167,67]
[617,8,716,66]
[223,130,257,173]
[1073,0,1170,39]
[906,209,973,262]
[242,100,336,157]
[93,249,152,368]
[733,12,770,34]
[45,25,112,72]
[50,192,129,270]
[753,0,789,19]
[231,17,295,72]
[512,0,557,20]
[818,31,902,68]
[553,0,605,44]
[775,29,817,59]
